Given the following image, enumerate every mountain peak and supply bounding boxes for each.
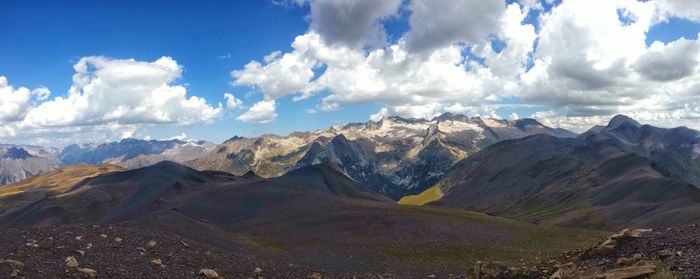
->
[607,114,641,129]
[2,147,34,160]
[432,112,469,122]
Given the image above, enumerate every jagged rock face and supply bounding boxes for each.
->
[59,139,217,169]
[0,145,60,185]
[188,113,576,199]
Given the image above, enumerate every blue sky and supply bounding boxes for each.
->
[2,0,700,146]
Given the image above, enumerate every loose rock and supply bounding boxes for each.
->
[199,268,221,278]
[150,259,166,269]
[77,267,98,278]
[65,256,79,268]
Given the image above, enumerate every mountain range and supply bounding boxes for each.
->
[4,113,700,226]
[0,144,60,185]
[414,115,700,229]
[3,114,700,276]
[188,113,575,199]
[0,139,215,185]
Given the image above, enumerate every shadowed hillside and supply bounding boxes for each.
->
[0,161,605,276]
[426,116,700,229]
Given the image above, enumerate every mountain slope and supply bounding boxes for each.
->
[581,114,700,187]
[0,163,124,218]
[189,113,576,199]
[428,115,700,229]
[0,161,605,275]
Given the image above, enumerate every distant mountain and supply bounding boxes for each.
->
[0,144,60,185]
[60,138,217,169]
[426,115,700,229]
[189,113,576,199]
[580,114,700,187]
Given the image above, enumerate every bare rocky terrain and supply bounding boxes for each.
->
[1,224,697,278]
[0,224,319,278]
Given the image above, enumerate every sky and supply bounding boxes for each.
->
[2,0,700,146]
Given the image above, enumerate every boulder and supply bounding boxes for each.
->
[77,267,97,278]
[599,265,656,279]
[65,256,79,268]
[150,259,166,269]
[550,263,578,279]
[199,268,221,278]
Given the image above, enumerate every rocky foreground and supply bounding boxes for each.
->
[470,225,699,279]
[0,224,322,279]
[1,224,698,278]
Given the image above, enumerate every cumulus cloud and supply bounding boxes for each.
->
[405,0,506,53]
[231,1,534,121]
[167,132,188,141]
[30,87,51,101]
[224,93,244,110]
[21,56,221,129]
[0,76,32,124]
[517,0,700,131]
[0,56,222,144]
[369,107,389,121]
[230,0,700,132]
[298,0,403,48]
[633,38,700,81]
[656,0,700,20]
[231,34,320,99]
[237,100,277,123]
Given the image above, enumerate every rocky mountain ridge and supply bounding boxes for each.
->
[0,144,60,185]
[0,139,216,186]
[426,115,700,229]
[189,113,576,199]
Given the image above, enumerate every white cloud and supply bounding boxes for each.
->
[633,38,700,81]
[21,56,221,128]
[656,0,700,20]
[229,0,700,132]
[167,132,188,141]
[231,34,321,99]
[224,92,244,110]
[0,76,32,124]
[369,107,389,121]
[405,0,507,53]
[237,99,277,123]
[30,87,51,101]
[518,0,700,130]
[298,0,403,48]
[231,2,535,121]
[0,56,223,144]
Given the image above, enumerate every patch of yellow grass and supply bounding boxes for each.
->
[0,163,125,196]
[398,186,443,206]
